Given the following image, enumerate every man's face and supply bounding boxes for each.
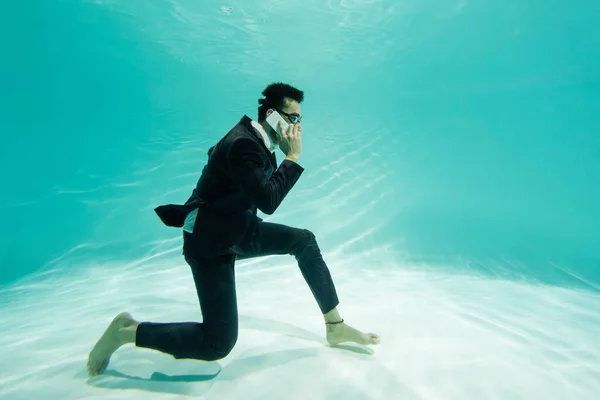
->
[265,98,302,144]
[280,100,302,124]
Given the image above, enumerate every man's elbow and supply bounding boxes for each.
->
[250,186,280,215]
[256,198,277,215]
[258,204,277,215]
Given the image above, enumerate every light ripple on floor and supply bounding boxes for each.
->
[1,249,599,400]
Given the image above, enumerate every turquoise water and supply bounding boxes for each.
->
[1,1,599,398]
[2,0,598,288]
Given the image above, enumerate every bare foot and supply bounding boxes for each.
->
[326,322,380,346]
[87,312,137,376]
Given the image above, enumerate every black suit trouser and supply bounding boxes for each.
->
[134,221,340,361]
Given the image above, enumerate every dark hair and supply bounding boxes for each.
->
[257,82,304,122]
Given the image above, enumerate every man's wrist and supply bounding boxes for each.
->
[285,154,300,163]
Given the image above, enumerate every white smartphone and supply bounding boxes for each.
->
[265,110,289,140]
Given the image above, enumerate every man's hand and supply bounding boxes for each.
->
[279,121,302,162]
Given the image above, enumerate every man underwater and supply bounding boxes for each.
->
[87,82,379,376]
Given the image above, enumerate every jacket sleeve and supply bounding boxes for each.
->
[227,137,304,215]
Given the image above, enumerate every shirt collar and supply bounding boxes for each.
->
[250,120,276,153]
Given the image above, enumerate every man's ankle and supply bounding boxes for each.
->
[323,307,343,324]
[119,324,139,344]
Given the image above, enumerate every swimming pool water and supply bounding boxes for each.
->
[1,1,599,399]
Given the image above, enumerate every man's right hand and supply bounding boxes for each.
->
[279,121,302,162]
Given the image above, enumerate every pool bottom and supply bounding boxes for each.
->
[1,252,598,399]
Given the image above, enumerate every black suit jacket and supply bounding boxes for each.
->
[154,115,304,248]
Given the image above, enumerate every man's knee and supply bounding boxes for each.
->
[293,229,319,256]
[205,325,238,361]
[175,325,238,361]
[208,334,238,361]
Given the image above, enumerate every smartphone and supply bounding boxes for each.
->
[265,110,289,140]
